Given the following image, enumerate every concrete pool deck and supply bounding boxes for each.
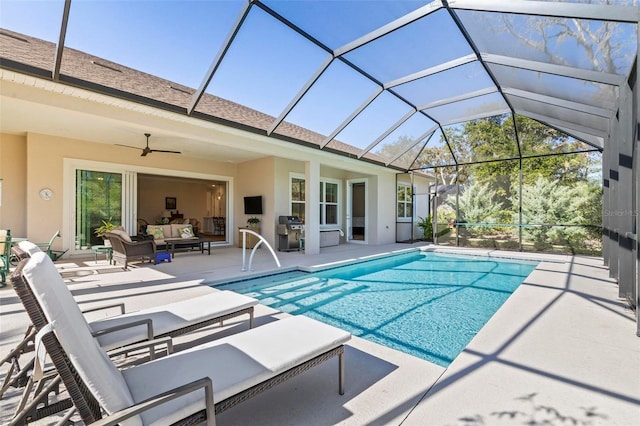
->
[1,243,638,425]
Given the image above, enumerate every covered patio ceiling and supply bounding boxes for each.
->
[0,0,637,172]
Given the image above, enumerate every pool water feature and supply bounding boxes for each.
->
[217,251,538,367]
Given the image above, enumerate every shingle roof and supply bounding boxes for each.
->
[0,28,377,163]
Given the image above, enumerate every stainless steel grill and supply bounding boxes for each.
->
[277,216,303,252]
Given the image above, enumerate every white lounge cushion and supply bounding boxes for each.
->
[91,291,258,350]
[18,240,42,256]
[122,315,351,426]
[22,252,140,425]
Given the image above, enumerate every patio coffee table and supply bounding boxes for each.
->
[165,237,212,258]
[91,245,113,264]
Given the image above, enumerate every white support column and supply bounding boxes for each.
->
[305,159,320,255]
[635,22,640,337]
[616,84,635,300]
[123,171,137,235]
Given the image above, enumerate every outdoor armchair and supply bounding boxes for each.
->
[106,230,156,269]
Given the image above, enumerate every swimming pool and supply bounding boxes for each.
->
[217,251,538,367]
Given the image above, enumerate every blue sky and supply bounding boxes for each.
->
[1,0,634,159]
[1,0,436,144]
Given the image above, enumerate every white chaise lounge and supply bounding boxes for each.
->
[12,252,351,425]
[16,240,258,350]
[2,241,258,420]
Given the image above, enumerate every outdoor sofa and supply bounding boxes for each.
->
[144,223,203,253]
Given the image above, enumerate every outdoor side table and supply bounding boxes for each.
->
[91,245,113,264]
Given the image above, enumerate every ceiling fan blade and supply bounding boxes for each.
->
[150,149,182,154]
[115,143,142,150]
[120,134,181,156]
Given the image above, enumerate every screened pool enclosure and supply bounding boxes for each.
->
[0,0,638,325]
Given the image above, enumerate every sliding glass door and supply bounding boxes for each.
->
[66,159,225,254]
[75,170,122,249]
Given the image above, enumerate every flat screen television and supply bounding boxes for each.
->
[244,196,263,215]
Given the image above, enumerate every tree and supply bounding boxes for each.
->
[514,176,601,251]
[445,114,518,166]
[412,143,458,185]
[456,181,504,226]
[372,115,602,252]
[436,203,456,223]
[493,1,636,76]
[373,135,423,169]
[489,1,635,115]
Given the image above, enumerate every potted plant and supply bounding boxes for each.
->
[247,217,260,228]
[94,219,117,245]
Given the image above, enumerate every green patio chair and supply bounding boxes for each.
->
[0,229,11,286]
[35,230,67,261]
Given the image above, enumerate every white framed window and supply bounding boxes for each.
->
[289,174,341,227]
[397,183,413,221]
[290,174,306,221]
[319,179,339,226]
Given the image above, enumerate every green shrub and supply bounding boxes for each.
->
[513,176,601,251]
[417,215,433,241]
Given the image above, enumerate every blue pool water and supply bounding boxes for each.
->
[217,251,538,367]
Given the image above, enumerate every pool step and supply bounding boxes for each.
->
[265,278,351,308]
[243,276,326,300]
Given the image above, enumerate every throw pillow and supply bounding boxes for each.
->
[178,225,194,239]
[148,227,165,240]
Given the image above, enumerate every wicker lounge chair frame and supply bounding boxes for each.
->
[3,253,146,424]
[8,243,256,342]
[2,246,256,424]
[9,257,347,425]
[2,246,256,395]
[8,260,79,424]
[6,259,171,424]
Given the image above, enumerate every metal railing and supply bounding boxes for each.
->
[239,228,281,272]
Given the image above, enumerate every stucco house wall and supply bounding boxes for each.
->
[2,126,430,255]
[395,173,433,242]
[4,131,239,252]
[0,70,434,256]
[236,157,276,246]
[0,133,27,236]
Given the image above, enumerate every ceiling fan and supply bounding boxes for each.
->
[117,133,181,157]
